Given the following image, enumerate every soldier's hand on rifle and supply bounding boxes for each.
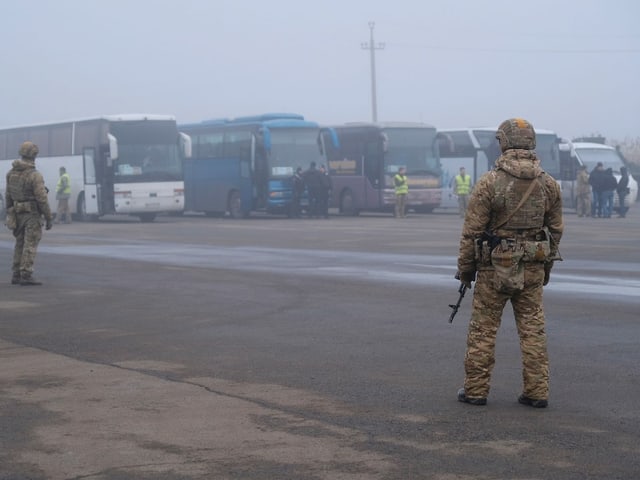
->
[45,219,53,231]
[456,270,476,289]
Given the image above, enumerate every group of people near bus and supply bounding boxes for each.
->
[576,161,631,218]
[289,162,333,219]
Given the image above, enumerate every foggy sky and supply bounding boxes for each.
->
[2,0,638,140]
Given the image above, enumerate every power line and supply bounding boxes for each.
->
[389,43,640,54]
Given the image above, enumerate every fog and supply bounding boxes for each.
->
[1,0,638,140]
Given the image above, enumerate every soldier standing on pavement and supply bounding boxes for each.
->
[575,164,591,217]
[456,118,564,408]
[5,141,53,285]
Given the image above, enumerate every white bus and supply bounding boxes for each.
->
[437,127,566,209]
[0,114,191,222]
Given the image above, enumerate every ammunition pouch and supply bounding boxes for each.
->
[491,240,525,293]
[4,206,17,231]
[13,200,38,214]
[521,227,552,263]
[477,227,554,293]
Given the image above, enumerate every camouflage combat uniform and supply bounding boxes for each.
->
[576,167,591,217]
[457,119,563,406]
[5,142,53,285]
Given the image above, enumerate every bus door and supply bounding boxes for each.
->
[364,134,383,207]
[82,147,100,215]
[437,132,477,209]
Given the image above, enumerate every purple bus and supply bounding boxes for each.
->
[318,122,442,215]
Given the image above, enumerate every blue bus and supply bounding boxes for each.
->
[180,113,323,217]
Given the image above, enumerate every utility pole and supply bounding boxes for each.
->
[361,21,385,123]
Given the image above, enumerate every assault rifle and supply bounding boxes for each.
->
[448,278,467,324]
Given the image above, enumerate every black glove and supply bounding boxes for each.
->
[45,219,53,231]
[456,270,476,289]
[543,262,553,286]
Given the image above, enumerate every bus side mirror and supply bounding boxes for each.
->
[108,134,119,160]
[179,132,192,159]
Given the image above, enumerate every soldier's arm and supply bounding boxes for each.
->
[458,173,493,272]
[5,173,14,208]
[31,172,53,221]
[544,176,564,254]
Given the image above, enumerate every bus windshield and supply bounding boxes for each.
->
[473,129,560,177]
[383,128,441,176]
[269,128,322,177]
[575,148,625,173]
[535,134,560,178]
[114,143,181,182]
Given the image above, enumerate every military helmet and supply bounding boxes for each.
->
[19,141,39,159]
[496,118,536,152]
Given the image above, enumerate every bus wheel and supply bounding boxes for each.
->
[205,211,225,218]
[340,190,359,216]
[139,213,156,222]
[228,191,243,219]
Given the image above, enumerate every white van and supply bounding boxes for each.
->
[571,142,638,211]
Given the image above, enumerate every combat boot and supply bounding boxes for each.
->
[518,394,548,409]
[11,273,20,285]
[20,273,43,286]
[457,388,487,406]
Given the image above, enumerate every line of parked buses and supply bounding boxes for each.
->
[0,113,636,222]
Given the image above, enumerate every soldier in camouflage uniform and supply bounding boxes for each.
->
[456,118,563,408]
[5,141,53,285]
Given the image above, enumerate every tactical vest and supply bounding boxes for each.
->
[57,172,71,195]
[7,167,37,204]
[491,171,546,235]
[455,174,471,195]
[394,174,408,195]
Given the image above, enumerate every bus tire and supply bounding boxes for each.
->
[340,190,359,216]
[228,191,243,219]
[205,211,225,218]
[139,213,156,222]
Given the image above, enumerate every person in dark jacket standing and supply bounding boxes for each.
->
[616,166,630,218]
[289,167,305,218]
[601,168,618,218]
[5,141,53,285]
[588,162,606,217]
[303,162,323,218]
[318,165,333,218]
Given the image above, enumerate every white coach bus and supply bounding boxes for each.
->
[437,127,568,209]
[0,114,191,222]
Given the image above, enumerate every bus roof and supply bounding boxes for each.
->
[181,113,317,130]
[195,113,305,125]
[572,142,615,151]
[440,127,557,136]
[341,121,436,129]
[0,114,176,131]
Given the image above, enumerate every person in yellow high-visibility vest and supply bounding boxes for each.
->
[55,166,72,224]
[393,167,408,218]
[454,166,472,218]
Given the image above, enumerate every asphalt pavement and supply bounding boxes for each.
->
[1,207,639,479]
